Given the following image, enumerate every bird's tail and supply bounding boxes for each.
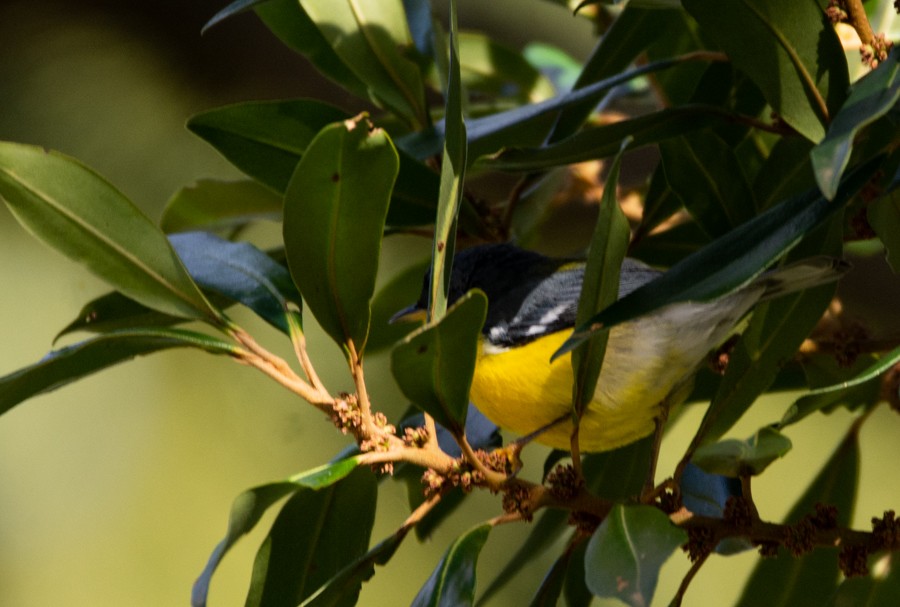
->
[755,256,851,301]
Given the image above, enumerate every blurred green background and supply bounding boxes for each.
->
[1,1,897,605]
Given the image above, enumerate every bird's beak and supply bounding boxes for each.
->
[389,305,427,325]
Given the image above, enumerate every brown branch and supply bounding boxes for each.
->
[844,0,876,46]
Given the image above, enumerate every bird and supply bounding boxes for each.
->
[393,243,848,453]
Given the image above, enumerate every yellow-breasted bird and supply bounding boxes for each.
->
[394,243,848,452]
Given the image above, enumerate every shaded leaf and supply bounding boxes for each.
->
[555,155,879,359]
[1,329,237,418]
[692,427,792,477]
[191,457,364,607]
[244,466,377,607]
[682,0,849,142]
[811,48,900,199]
[529,542,580,607]
[283,116,399,353]
[411,523,492,607]
[828,556,900,607]
[869,187,900,274]
[187,99,349,193]
[160,179,282,234]
[0,141,221,324]
[572,141,631,421]
[391,290,487,435]
[169,232,301,333]
[459,32,554,103]
[735,430,859,607]
[584,504,687,607]
[367,260,429,353]
[679,462,750,555]
[752,137,816,212]
[299,0,428,127]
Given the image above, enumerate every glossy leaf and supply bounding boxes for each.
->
[283,116,399,353]
[427,1,467,322]
[244,466,377,607]
[735,431,859,607]
[0,329,238,417]
[169,232,301,333]
[160,179,282,234]
[692,427,792,477]
[584,504,687,607]
[301,529,410,607]
[682,0,848,143]
[299,0,428,127]
[411,523,492,607]
[191,457,364,607]
[187,99,349,193]
[391,290,487,435]
[554,155,879,359]
[811,48,900,200]
[780,345,900,427]
[572,141,630,421]
[659,131,756,239]
[482,105,723,172]
[0,141,221,324]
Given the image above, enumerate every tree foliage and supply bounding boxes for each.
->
[2,0,900,605]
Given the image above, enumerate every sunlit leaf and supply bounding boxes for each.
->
[411,523,492,607]
[458,32,555,103]
[0,329,238,418]
[283,116,399,353]
[584,504,687,607]
[391,290,487,435]
[0,142,221,324]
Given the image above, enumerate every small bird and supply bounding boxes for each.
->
[394,243,848,452]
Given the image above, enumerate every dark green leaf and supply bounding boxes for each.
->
[555,155,879,359]
[584,504,687,607]
[692,427,792,477]
[367,260,429,353]
[0,141,221,324]
[299,0,428,127]
[752,137,816,212]
[572,141,631,421]
[458,33,554,103]
[391,290,487,434]
[160,179,282,234]
[828,557,900,607]
[682,0,849,142]
[482,105,723,172]
[244,466,377,607]
[583,435,655,501]
[283,116,399,353]
[301,529,410,607]
[811,48,900,199]
[191,457,364,607]
[735,430,859,607]
[869,187,900,274]
[1,329,237,418]
[659,131,757,239]
[644,10,706,107]
[169,232,301,333]
[187,99,350,193]
[56,292,187,339]
[780,346,900,427]
[529,542,580,607]
[411,523,492,607]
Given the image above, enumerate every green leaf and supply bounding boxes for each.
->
[187,99,350,193]
[868,183,900,274]
[299,0,428,127]
[571,141,631,421]
[735,431,859,607]
[584,504,687,607]
[458,32,555,103]
[780,345,900,427]
[682,0,849,143]
[283,116,399,353]
[0,141,221,324]
[160,179,283,234]
[168,232,301,333]
[523,43,583,94]
[244,466,377,607]
[752,137,816,212]
[554,155,879,359]
[811,48,900,199]
[481,105,724,172]
[0,329,238,418]
[427,0,467,322]
[390,290,487,435]
[367,260,429,353]
[56,292,187,339]
[692,427,792,477]
[659,131,757,239]
[301,529,409,607]
[191,457,363,607]
[411,523,492,607]
[529,542,581,607]
[828,557,900,607]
